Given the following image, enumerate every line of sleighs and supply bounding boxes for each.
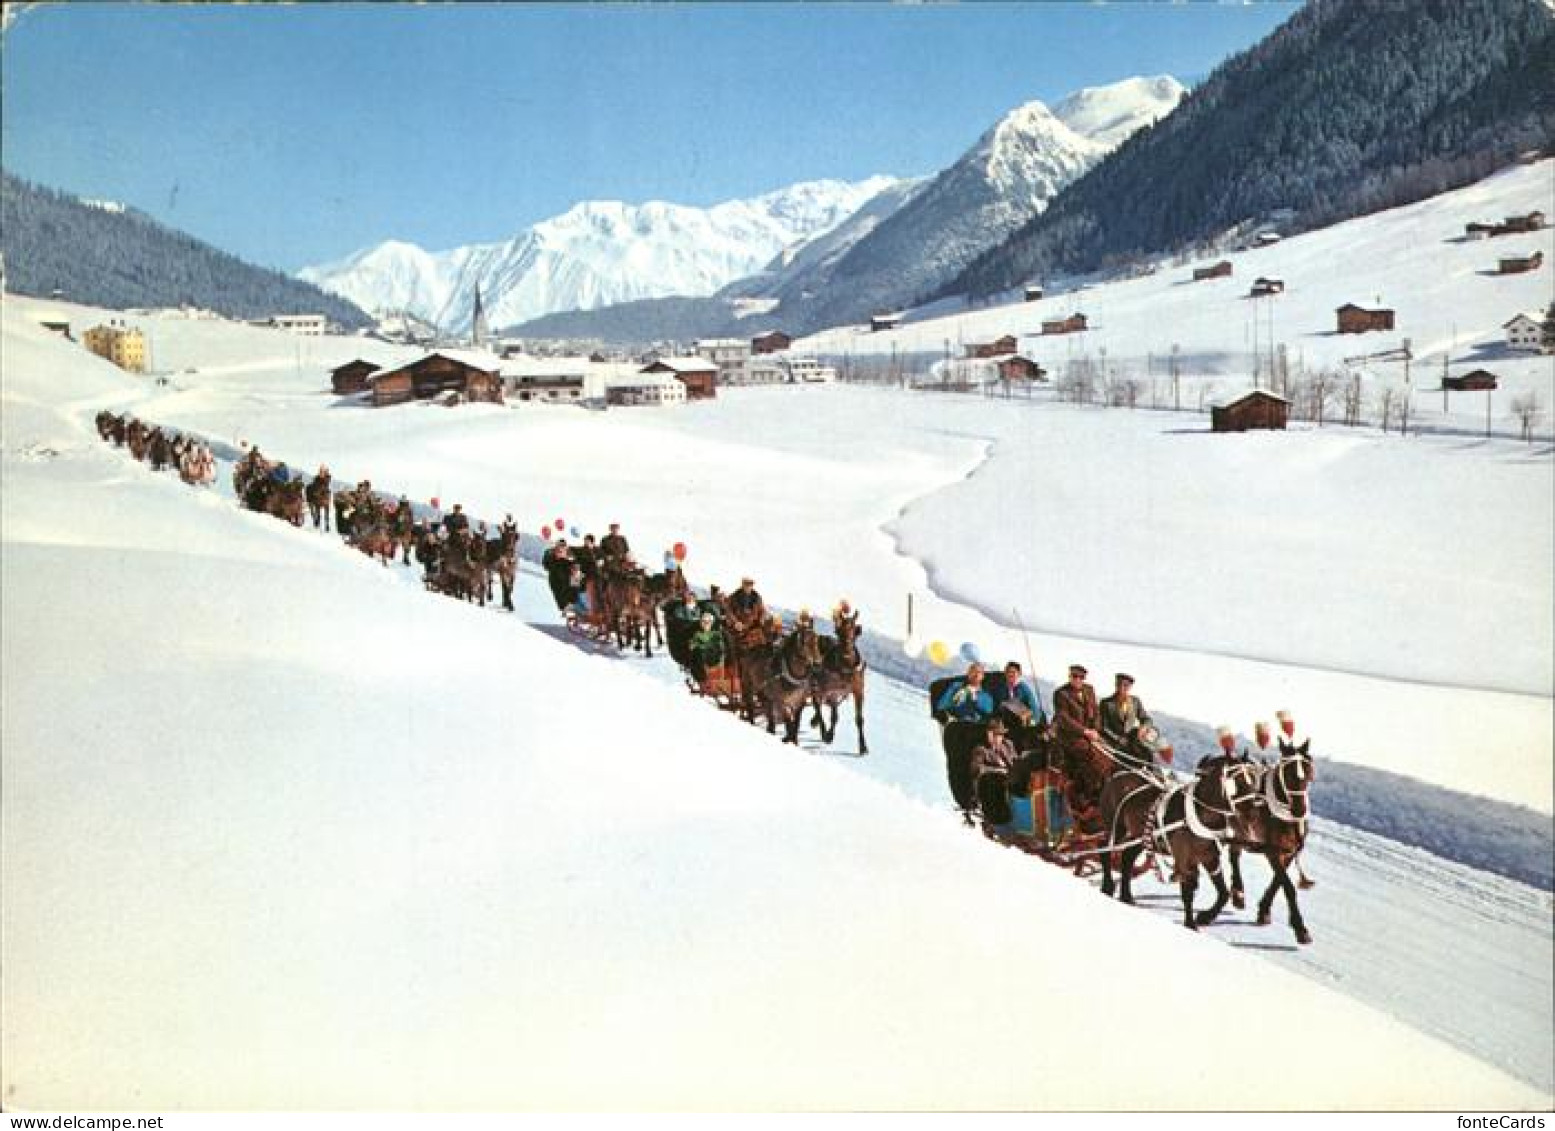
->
[931,665,1317,945]
[92,410,1312,942]
[94,411,216,485]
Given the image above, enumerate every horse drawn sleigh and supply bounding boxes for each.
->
[930,678,1315,943]
[662,597,870,753]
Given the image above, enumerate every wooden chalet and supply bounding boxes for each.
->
[330,359,381,396]
[367,351,503,407]
[1498,251,1545,275]
[1336,304,1395,334]
[870,312,903,332]
[1250,277,1285,297]
[1502,211,1547,233]
[750,330,792,355]
[993,355,1046,383]
[1211,390,1290,433]
[967,334,1019,359]
[1465,222,1500,240]
[1192,260,1233,282]
[1443,369,1498,392]
[1023,283,1045,302]
[1040,313,1088,335]
[641,357,718,399]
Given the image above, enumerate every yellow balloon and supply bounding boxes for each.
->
[926,640,951,666]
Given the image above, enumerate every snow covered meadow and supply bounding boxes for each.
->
[2,164,1551,1111]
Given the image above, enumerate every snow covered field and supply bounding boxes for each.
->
[3,163,1551,1109]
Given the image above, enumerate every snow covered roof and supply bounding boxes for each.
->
[1503,312,1542,329]
[642,357,717,375]
[1209,387,1291,409]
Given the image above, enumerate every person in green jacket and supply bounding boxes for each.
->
[687,612,726,683]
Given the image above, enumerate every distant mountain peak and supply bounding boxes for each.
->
[298,176,900,331]
[1052,74,1188,147]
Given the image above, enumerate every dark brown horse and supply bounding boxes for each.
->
[305,471,332,530]
[763,617,823,745]
[814,609,867,754]
[1226,740,1315,945]
[602,565,655,656]
[252,478,305,526]
[1098,754,1261,931]
[726,615,776,724]
[491,528,519,611]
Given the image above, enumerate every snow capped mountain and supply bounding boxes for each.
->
[758,75,1186,333]
[299,177,898,332]
[1052,74,1187,148]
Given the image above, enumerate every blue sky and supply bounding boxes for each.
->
[2,3,1297,272]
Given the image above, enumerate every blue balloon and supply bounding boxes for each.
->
[569,525,580,538]
[961,641,981,664]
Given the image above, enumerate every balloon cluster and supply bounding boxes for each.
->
[907,635,983,668]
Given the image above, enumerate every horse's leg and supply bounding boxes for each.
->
[854,688,868,755]
[1276,855,1312,944]
[1256,859,1280,927]
[1099,847,1115,898]
[1295,850,1315,890]
[1229,845,1246,910]
[784,699,802,745]
[1118,843,1145,904]
[1181,870,1201,931]
[1194,850,1232,927]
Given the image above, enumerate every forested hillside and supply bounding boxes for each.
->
[1,174,372,328]
[946,0,1555,300]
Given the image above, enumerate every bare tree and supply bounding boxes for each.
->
[1116,375,1143,409]
[1310,367,1343,426]
[1375,383,1401,433]
[1511,391,1544,442]
[1060,357,1098,404]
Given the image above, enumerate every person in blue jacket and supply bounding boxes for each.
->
[987,661,1046,729]
[935,662,994,721]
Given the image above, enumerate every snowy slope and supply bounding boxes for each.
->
[298,177,898,332]
[2,308,1546,1110]
[802,158,1555,380]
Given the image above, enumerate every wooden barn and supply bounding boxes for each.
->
[1211,389,1290,433]
[870,312,903,332]
[1023,283,1045,302]
[1250,277,1285,297]
[367,351,503,407]
[967,334,1019,359]
[1498,251,1544,274]
[641,357,718,399]
[1336,304,1396,334]
[750,330,792,355]
[1502,211,1547,233]
[1192,260,1233,282]
[1443,369,1498,392]
[994,355,1046,383]
[330,359,381,396]
[1040,313,1089,335]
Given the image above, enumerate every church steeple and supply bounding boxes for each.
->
[471,282,489,348]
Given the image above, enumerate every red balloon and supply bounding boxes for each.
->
[430,497,440,508]
[672,542,687,561]
[541,525,552,540]
[555,517,565,529]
